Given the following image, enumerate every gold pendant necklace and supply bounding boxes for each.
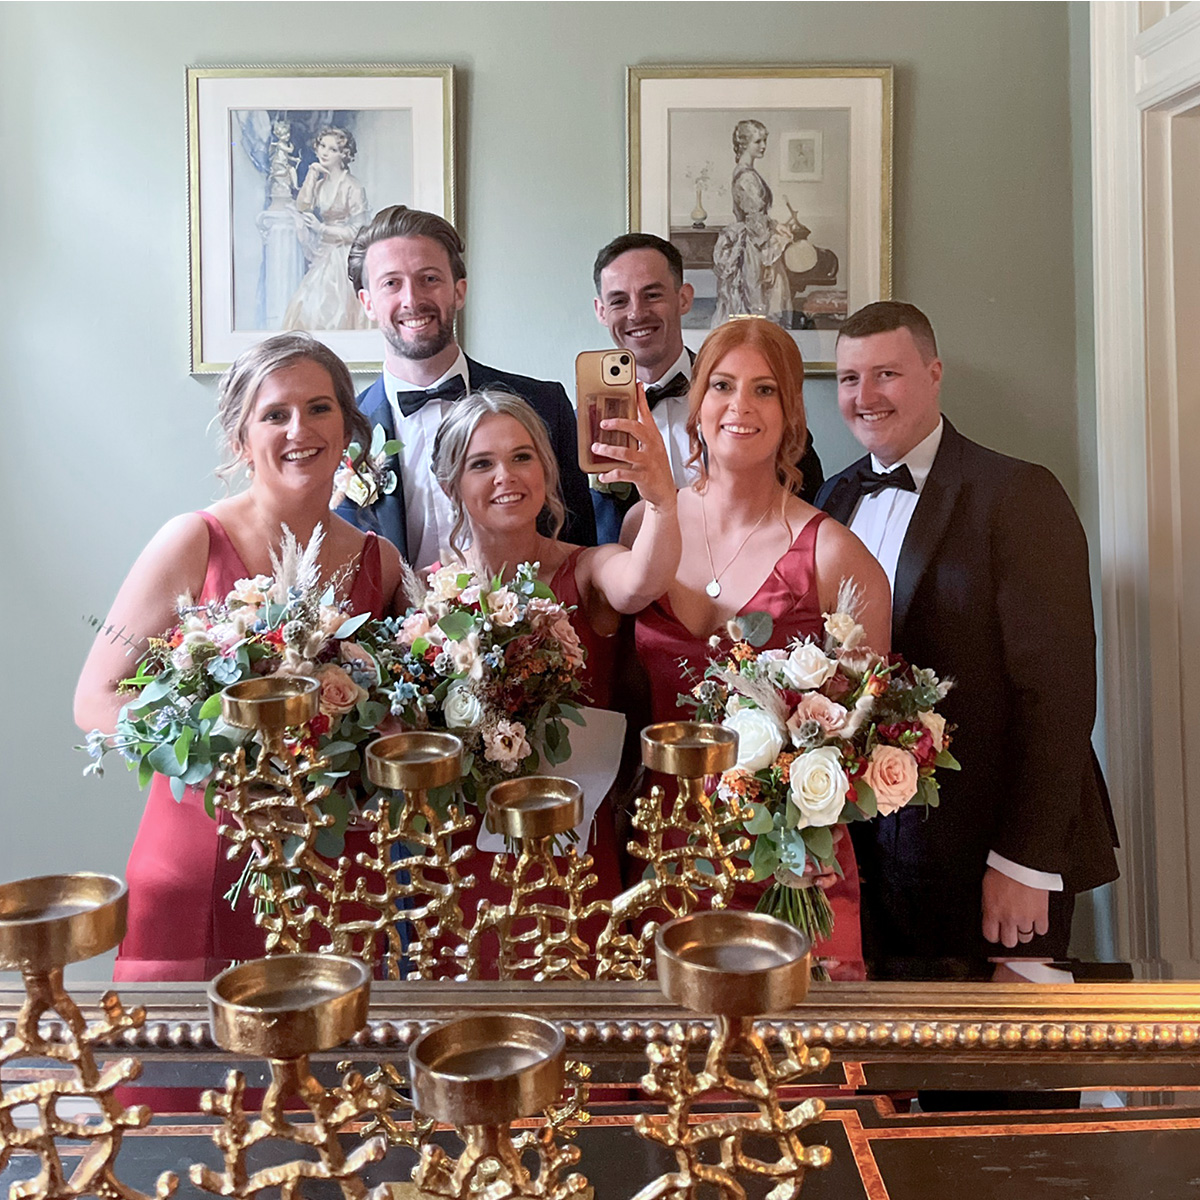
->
[701,491,774,599]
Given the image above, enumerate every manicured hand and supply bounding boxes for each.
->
[981,866,1050,948]
[593,383,678,511]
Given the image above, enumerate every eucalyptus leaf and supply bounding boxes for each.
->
[738,611,775,647]
[749,834,781,882]
[382,439,403,457]
[559,704,586,727]
[334,612,370,639]
[853,779,878,818]
[174,726,194,767]
[169,775,186,802]
[148,742,185,778]
[198,693,223,721]
[437,610,475,642]
[745,804,775,835]
[935,748,961,770]
[801,824,834,861]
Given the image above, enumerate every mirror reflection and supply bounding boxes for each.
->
[70,209,1119,989]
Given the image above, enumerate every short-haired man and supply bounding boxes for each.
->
[591,233,824,543]
[341,205,595,569]
[818,301,1118,968]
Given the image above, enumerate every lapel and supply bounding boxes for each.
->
[354,375,409,561]
[891,418,964,637]
[819,457,869,524]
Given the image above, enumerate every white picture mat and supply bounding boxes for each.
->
[636,73,887,370]
[194,72,449,372]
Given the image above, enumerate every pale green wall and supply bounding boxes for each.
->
[0,1,1094,960]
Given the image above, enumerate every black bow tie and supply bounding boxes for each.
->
[394,374,467,418]
[856,461,917,496]
[646,372,690,411]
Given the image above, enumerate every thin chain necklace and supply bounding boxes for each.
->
[700,490,775,598]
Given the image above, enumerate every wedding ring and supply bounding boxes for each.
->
[1017,927,1034,936]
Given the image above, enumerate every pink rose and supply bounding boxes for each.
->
[548,613,585,669]
[398,611,433,645]
[863,744,919,815]
[787,693,849,741]
[486,586,521,627]
[314,662,367,716]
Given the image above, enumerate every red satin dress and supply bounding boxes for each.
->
[456,548,623,975]
[113,512,385,982]
[633,511,864,972]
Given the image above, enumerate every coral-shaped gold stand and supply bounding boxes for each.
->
[189,953,390,1198]
[632,911,830,1200]
[407,1014,589,1199]
[0,873,177,1200]
[216,676,333,954]
[478,779,604,981]
[365,733,477,979]
[596,723,752,981]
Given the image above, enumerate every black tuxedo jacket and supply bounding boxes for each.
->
[337,357,596,562]
[818,419,1118,958]
[589,346,826,544]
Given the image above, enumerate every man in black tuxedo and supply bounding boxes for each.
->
[591,233,823,543]
[339,205,594,568]
[817,301,1118,968]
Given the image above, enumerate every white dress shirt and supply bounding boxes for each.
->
[847,418,1063,893]
[384,350,469,573]
[648,346,697,489]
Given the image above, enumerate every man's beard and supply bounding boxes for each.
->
[381,309,456,361]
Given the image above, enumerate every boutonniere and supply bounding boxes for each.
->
[331,424,402,509]
[590,475,634,501]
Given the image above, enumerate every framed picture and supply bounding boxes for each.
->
[188,65,455,374]
[628,66,892,374]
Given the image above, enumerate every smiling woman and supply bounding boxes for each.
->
[73,332,408,981]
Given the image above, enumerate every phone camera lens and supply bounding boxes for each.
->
[619,354,630,366]
[609,365,620,377]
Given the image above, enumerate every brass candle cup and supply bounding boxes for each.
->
[409,1013,565,1127]
[208,953,370,1060]
[0,872,127,972]
[641,721,737,778]
[485,777,583,840]
[366,731,464,791]
[221,675,319,730]
[655,910,812,1017]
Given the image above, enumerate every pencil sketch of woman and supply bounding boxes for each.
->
[711,119,803,328]
[282,126,371,332]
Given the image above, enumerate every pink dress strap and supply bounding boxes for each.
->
[196,510,252,604]
[347,531,385,618]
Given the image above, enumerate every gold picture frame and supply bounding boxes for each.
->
[628,64,893,374]
[187,64,456,375]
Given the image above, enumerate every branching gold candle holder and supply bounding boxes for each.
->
[479,778,604,981]
[408,1014,589,1199]
[0,872,177,1199]
[632,911,831,1200]
[216,676,332,954]
[364,732,476,979]
[596,723,752,981]
[189,953,390,1198]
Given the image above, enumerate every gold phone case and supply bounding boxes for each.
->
[576,349,637,475]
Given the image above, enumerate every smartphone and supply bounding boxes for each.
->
[576,349,638,474]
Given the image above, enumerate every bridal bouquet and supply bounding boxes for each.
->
[686,590,959,942]
[80,528,392,851]
[376,561,585,814]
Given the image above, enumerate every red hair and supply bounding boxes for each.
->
[686,318,808,496]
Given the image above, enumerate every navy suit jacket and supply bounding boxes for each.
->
[818,419,1118,958]
[337,356,596,562]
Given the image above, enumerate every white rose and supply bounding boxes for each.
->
[917,710,947,753]
[823,610,866,649]
[788,746,850,828]
[443,684,484,729]
[486,586,521,627]
[772,641,838,691]
[427,564,466,604]
[722,707,786,774]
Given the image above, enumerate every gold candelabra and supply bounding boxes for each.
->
[631,910,831,1200]
[407,1013,590,1199]
[188,953,391,1198]
[0,872,176,1199]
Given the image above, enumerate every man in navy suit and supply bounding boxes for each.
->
[339,205,594,568]
[591,233,823,543]
[817,301,1118,968]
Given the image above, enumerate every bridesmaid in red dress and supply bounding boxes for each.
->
[75,334,408,981]
[428,386,681,938]
[628,317,892,974]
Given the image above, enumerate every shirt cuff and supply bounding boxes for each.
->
[987,851,1064,891]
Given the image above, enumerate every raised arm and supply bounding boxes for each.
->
[812,514,891,654]
[74,513,212,736]
[578,385,681,618]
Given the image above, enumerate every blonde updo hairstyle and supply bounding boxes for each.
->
[432,388,566,558]
[215,332,369,482]
[685,317,807,498]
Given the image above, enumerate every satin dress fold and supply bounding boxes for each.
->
[634,511,864,971]
[113,512,385,982]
